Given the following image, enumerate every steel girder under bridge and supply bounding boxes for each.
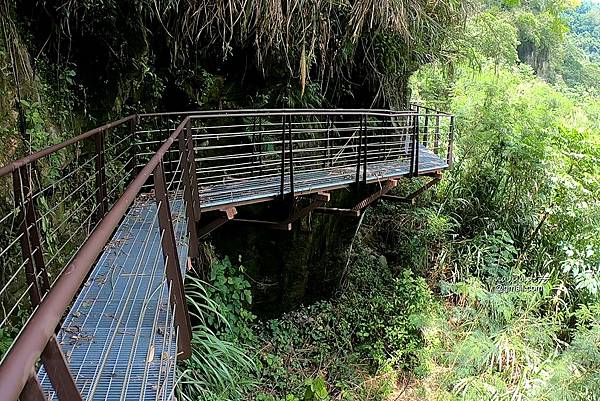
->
[0,107,454,401]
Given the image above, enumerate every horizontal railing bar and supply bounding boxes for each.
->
[138,108,416,118]
[0,115,136,178]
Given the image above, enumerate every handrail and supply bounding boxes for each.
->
[410,102,453,116]
[0,115,136,178]
[182,110,450,120]
[139,108,420,118]
[0,116,189,401]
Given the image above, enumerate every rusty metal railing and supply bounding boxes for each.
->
[0,116,199,401]
[0,108,454,401]
[136,110,454,209]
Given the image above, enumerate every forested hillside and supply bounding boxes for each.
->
[0,0,599,400]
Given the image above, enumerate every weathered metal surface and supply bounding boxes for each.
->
[37,195,187,400]
[198,145,446,211]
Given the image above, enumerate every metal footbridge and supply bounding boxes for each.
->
[0,107,454,400]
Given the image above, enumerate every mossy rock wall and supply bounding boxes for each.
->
[208,189,370,317]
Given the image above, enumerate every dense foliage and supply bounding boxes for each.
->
[178,1,600,400]
[1,0,599,400]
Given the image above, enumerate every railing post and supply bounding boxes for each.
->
[280,115,286,197]
[251,116,257,176]
[21,369,46,401]
[434,114,441,155]
[38,336,83,401]
[95,129,108,217]
[13,167,82,401]
[447,115,455,167]
[324,115,331,168]
[413,111,420,177]
[288,115,294,197]
[129,115,138,180]
[12,166,48,306]
[258,119,264,175]
[180,122,200,261]
[355,116,363,186]
[408,114,415,178]
[423,109,429,146]
[185,120,201,221]
[362,115,368,184]
[154,160,193,359]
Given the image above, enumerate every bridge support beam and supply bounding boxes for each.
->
[198,207,237,239]
[351,179,397,211]
[285,192,330,224]
[313,207,361,218]
[313,180,397,218]
[230,192,331,230]
[154,161,193,360]
[381,173,441,205]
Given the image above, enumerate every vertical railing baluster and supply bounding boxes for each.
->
[186,120,202,221]
[414,111,420,176]
[280,115,286,197]
[129,115,138,180]
[180,120,200,262]
[251,116,256,177]
[154,159,193,359]
[328,116,334,167]
[362,115,368,184]
[434,114,441,155]
[355,116,363,185]
[258,119,264,175]
[423,109,429,147]
[447,115,455,167]
[288,115,294,197]
[324,115,330,168]
[95,129,108,217]
[408,114,415,178]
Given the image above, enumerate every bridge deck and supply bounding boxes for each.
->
[37,148,446,400]
[39,196,188,401]
[199,145,447,210]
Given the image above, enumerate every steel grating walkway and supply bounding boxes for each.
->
[37,148,445,400]
[39,195,188,401]
[199,145,447,209]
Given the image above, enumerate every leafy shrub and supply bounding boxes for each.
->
[178,268,256,401]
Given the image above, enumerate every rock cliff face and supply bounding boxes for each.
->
[518,41,552,79]
[208,188,372,317]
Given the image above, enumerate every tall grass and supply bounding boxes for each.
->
[177,275,256,401]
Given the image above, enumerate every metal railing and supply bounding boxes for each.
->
[0,108,454,401]
[136,109,454,209]
[0,115,136,347]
